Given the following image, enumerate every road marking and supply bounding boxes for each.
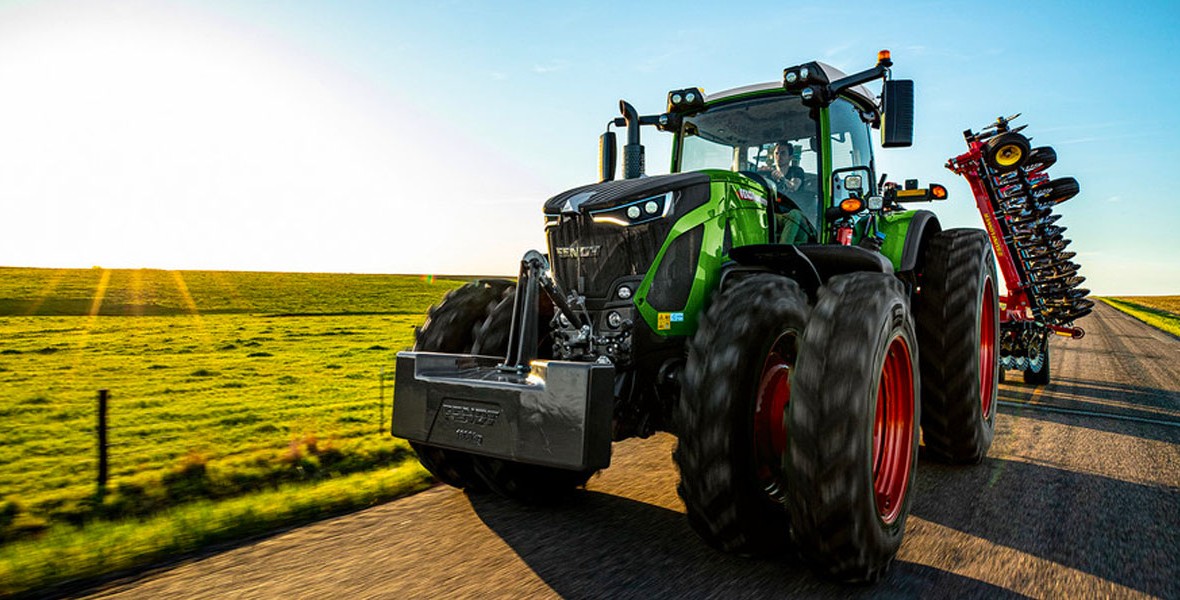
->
[901,517,1152,599]
[998,400,1180,428]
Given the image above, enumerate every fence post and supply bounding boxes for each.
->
[379,367,385,434]
[96,389,109,500]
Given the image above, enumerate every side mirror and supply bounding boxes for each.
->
[599,131,617,182]
[881,79,914,148]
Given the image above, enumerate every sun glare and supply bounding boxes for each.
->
[2,3,572,276]
[87,268,111,318]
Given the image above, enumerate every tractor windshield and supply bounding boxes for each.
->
[678,94,819,222]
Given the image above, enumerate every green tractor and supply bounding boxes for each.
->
[392,51,999,582]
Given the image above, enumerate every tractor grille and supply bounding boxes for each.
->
[544,173,711,303]
[547,215,673,301]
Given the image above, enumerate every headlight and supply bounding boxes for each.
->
[590,191,675,226]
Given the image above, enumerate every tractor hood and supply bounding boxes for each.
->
[543,172,710,216]
[542,172,713,304]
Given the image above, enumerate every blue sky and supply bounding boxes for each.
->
[1,0,1177,294]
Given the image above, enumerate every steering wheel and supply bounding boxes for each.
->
[739,170,803,214]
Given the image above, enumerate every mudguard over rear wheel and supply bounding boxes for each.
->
[914,229,1000,464]
[785,272,919,583]
[675,274,809,555]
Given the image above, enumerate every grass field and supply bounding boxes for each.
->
[1100,296,1180,338]
[0,266,469,593]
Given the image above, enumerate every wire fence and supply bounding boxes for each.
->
[67,370,397,500]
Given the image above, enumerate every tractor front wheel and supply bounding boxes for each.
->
[409,280,513,491]
[675,274,809,555]
[469,286,594,504]
[785,273,919,582]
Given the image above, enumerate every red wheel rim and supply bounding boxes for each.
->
[872,336,915,525]
[979,277,997,418]
[754,333,796,499]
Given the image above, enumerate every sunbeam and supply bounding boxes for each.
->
[23,269,66,315]
[88,269,111,318]
[130,268,144,316]
[170,270,211,350]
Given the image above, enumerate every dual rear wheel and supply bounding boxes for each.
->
[675,272,920,582]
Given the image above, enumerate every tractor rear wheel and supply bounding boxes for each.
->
[914,229,1000,464]
[409,280,513,491]
[469,287,594,504]
[785,272,919,582]
[675,274,809,555]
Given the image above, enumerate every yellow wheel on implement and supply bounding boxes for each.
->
[983,131,1031,173]
[994,143,1024,167]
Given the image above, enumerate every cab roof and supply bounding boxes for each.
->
[703,62,879,115]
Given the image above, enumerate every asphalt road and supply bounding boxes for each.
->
[84,301,1180,599]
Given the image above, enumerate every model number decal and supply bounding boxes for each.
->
[455,429,484,446]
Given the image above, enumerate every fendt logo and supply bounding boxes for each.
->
[441,403,501,427]
[554,245,601,258]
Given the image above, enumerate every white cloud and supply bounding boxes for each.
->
[532,59,569,74]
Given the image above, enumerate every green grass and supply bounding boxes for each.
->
[0,266,469,316]
[1100,296,1180,338]
[0,267,473,594]
[0,463,433,596]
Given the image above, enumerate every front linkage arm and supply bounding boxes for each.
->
[502,250,588,372]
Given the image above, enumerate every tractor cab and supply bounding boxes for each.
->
[665,62,897,247]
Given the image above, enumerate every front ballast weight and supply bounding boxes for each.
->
[391,249,615,472]
[947,114,1089,384]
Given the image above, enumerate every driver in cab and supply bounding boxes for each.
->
[766,142,804,193]
[761,141,815,244]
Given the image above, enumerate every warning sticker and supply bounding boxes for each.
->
[657,312,684,330]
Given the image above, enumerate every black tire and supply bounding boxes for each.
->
[914,229,1000,464]
[471,288,556,358]
[675,275,809,555]
[984,132,1031,173]
[1024,146,1057,173]
[408,281,511,491]
[471,458,594,505]
[415,280,512,353]
[785,273,919,583]
[1023,334,1051,385]
[469,286,594,504]
[1033,177,1079,205]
